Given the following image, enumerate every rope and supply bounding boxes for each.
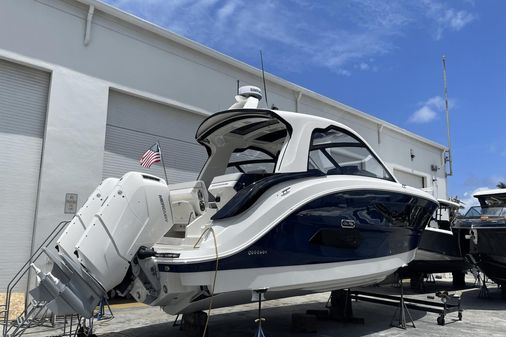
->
[198,227,219,337]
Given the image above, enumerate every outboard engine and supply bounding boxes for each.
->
[30,172,173,318]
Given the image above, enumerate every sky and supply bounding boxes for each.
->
[102,0,506,209]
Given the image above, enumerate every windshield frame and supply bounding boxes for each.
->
[196,111,292,187]
[307,126,395,182]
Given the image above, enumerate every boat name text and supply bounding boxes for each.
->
[248,249,268,256]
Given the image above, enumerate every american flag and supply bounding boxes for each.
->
[140,143,161,168]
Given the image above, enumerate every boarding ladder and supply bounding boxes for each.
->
[1,221,69,337]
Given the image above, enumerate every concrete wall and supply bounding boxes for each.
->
[0,0,447,252]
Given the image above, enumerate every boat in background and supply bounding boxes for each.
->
[453,205,481,260]
[400,199,469,290]
[455,189,506,299]
[28,86,438,320]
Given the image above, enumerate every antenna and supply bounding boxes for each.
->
[442,55,453,176]
[260,50,269,108]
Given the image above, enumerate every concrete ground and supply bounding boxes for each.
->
[23,275,506,337]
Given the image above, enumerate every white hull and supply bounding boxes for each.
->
[154,250,416,314]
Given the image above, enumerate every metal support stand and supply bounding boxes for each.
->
[410,272,437,293]
[479,275,489,298]
[351,287,462,327]
[390,278,415,329]
[172,314,181,328]
[181,311,207,337]
[94,298,113,321]
[253,289,267,337]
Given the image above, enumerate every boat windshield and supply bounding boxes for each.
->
[464,206,481,217]
[308,127,394,182]
[481,207,506,217]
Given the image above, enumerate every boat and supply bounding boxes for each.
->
[453,205,481,260]
[455,189,506,298]
[400,199,469,290]
[30,86,438,319]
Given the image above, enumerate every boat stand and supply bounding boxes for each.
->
[467,256,490,299]
[478,275,490,298]
[350,285,463,327]
[409,272,437,293]
[181,311,208,337]
[389,278,415,329]
[252,289,268,337]
[306,289,364,324]
[94,298,113,321]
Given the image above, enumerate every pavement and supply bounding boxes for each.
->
[22,275,506,337]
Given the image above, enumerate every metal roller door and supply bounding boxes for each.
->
[393,169,425,188]
[103,91,207,183]
[0,59,49,290]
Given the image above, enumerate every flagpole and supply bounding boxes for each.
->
[157,140,169,185]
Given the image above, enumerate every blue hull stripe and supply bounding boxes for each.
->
[158,189,437,273]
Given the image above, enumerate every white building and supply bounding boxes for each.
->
[0,0,448,291]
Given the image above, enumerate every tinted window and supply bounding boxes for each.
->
[227,148,275,174]
[463,206,481,217]
[308,128,394,181]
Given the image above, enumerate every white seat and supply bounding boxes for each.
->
[169,180,207,231]
[208,173,243,209]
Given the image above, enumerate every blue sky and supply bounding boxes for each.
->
[102,0,505,208]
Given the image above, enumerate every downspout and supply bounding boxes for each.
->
[295,91,302,112]
[377,124,384,144]
[84,5,95,46]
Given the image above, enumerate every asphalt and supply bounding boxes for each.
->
[23,275,506,337]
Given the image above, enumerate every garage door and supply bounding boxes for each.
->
[393,169,425,188]
[0,59,49,290]
[103,91,207,183]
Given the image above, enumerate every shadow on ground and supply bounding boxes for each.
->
[100,299,428,337]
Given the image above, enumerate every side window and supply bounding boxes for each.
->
[226,148,275,174]
[308,127,394,181]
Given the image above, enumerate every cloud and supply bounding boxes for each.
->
[409,96,454,123]
[410,106,437,123]
[421,0,476,40]
[102,0,476,75]
[459,186,488,212]
[355,62,370,70]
